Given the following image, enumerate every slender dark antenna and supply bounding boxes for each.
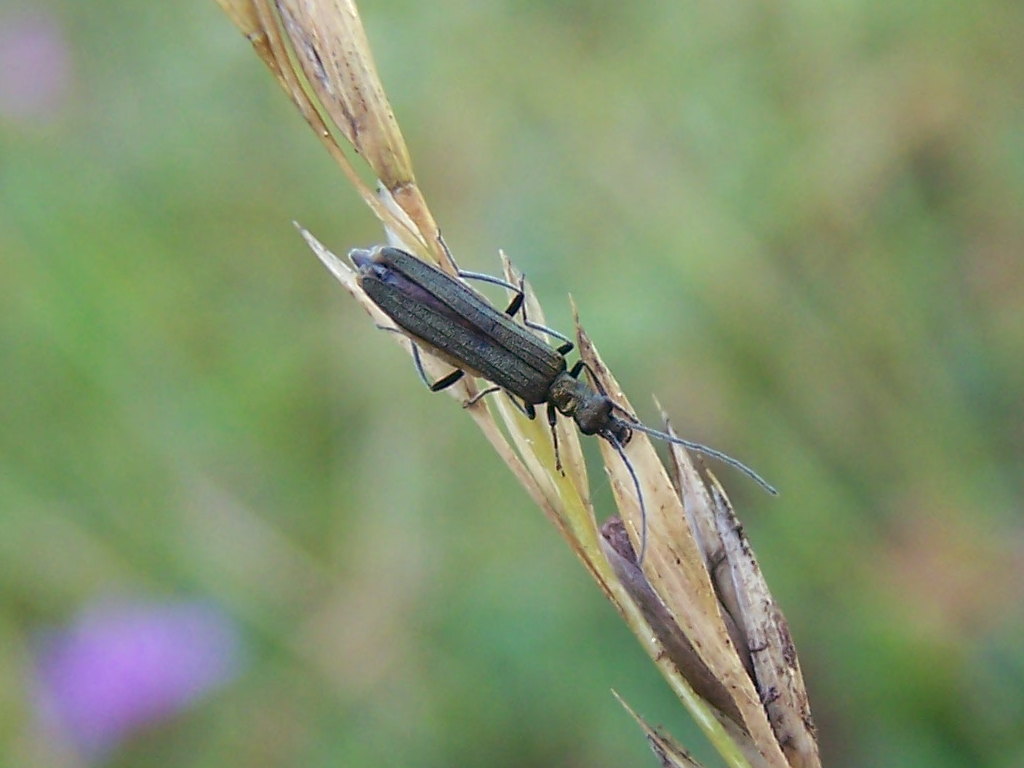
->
[609,435,648,564]
[624,420,779,496]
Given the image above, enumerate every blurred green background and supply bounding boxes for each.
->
[3,0,1022,766]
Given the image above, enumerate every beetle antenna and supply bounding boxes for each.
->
[608,435,648,565]
[624,420,778,496]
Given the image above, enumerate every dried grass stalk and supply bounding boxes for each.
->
[214,2,820,766]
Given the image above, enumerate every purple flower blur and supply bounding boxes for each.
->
[0,10,71,123]
[32,597,243,760]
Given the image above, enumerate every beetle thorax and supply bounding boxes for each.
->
[548,373,614,436]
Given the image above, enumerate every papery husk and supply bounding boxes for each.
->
[614,691,704,768]
[580,324,799,768]
[216,3,820,765]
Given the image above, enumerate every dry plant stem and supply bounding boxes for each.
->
[579,326,793,768]
[274,0,442,259]
[303,234,812,768]
[215,0,437,258]
[603,518,744,725]
[217,0,619,595]
[707,480,819,768]
[216,2,820,766]
[613,691,703,768]
[661,411,755,673]
[659,418,818,768]
[601,524,757,768]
